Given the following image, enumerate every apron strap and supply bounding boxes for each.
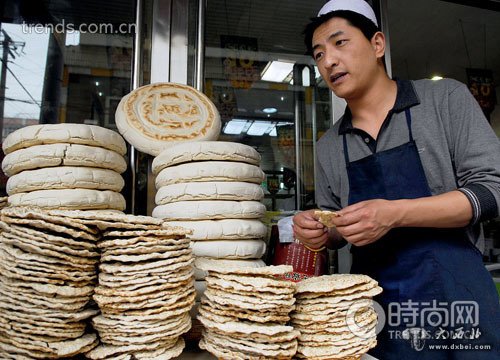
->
[405,108,414,142]
[342,134,350,164]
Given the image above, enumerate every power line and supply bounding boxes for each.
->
[0,58,41,108]
[0,96,41,105]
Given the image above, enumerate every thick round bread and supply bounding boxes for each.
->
[155,182,264,205]
[6,167,124,195]
[162,219,267,240]
[8,189,126,210]
[152,141,260,174]
[194,258,266,280]
[2,143,127,177]
[115,83,221,156]
[155,162,265,188]
[191,239,266,259]
[152,201,266,220]
[2,124,126,155]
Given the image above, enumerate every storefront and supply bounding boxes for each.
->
[1,1,500,358]
[1,0,500,265]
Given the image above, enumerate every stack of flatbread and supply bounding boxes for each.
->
[0,206,100,358]
[0,197,8,210]
[87,213,196,360]
[1,124,127,211]
[292,274,383,359]
[196,261,299,359]
[152,141,268,301]
[115,82,221,156]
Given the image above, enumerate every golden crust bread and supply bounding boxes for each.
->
[314,210,341,227]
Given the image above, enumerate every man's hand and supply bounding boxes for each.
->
[331,199,398,247]
[292,209,328,250]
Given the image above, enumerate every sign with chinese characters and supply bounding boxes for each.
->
[466,68,496,121]
[220,35,260,89]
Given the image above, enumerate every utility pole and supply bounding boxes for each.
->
[0,27,25,141]
[0,27,9,142]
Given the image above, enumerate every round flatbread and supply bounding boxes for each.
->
[6,167,124,195]
[1,143,127,177]
[115,82,221,156]
[196,259,292,277]
[152,200,266,220]
[155,161,265,188]
[2,124,126,155]
[163,219,267,240]
[152,141,260,174]
[194,257,266,280]
[155,182,264,205]
[191,239,266,259]
[8,189,126,211]
[296,274,378,295]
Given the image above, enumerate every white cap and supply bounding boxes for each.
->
[318,0,378,27]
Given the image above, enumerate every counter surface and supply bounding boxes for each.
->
[177,347,378,360]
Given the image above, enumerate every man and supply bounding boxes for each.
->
[293,0,500,358]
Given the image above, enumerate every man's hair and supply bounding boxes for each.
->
[303,10,379,56]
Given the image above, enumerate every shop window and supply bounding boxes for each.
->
[388,0,500,132]
[203,0,334,211]
[0,0,136,138]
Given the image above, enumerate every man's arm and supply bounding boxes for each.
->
[448,81,500,224]
[331,190,472,247]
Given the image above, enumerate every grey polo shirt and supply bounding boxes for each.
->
[316,78,500,243]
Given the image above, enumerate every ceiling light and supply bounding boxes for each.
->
[223,119,247,135]
[263,107,277,114]
[261,61,295,82]
[98,92,103,96]
[247,121,273,136]
[431,76,443,81]
[95,81,100,86]
[65,31,80,46]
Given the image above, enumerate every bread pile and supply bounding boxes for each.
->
[152,141,268,299]
[0,197,7,210]
[115,82,221,156]
[196,261,299,359]
[1,124,127,211]
[0,206,100,358]
[292,274,383,359]
[86,212,195,360]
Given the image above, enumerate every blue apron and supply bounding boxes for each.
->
[343,109,500,359]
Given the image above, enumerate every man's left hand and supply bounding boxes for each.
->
[331,199,399,247]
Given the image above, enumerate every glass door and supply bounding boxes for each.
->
[202,0,333,212]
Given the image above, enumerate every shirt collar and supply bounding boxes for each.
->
[338,79,420,135]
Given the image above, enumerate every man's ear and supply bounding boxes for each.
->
[371,31,386,59]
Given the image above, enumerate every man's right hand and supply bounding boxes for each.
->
[292,209,329,250]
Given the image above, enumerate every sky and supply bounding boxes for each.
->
[1,23,49,119]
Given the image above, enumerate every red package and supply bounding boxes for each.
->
[268,225,328,282]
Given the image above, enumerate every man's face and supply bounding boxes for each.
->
[312,17,380,100]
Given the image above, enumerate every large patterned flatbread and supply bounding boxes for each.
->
[8,189,126,211]
[155,182,264,205]
[155,161,265,188]
[2,143,127,177]
[2,124,126,156]
[6,167,124,195]
[152,141,260,174]
[115,83,221,156]
[152,200,266,220]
